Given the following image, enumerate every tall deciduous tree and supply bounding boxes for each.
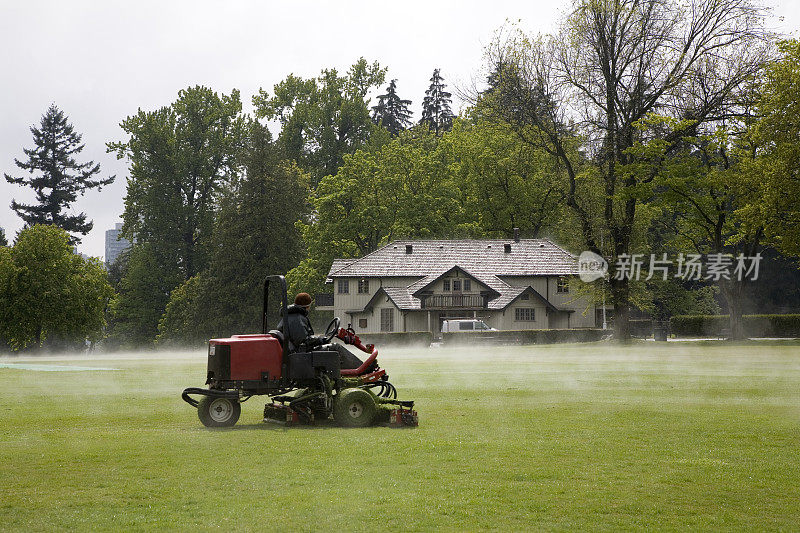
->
[108,243,182,346]
[420,69,455,135]
[107,86,245,345]
[108,86,245,282]
[747,39,800,257]
[4,105,114,244]
[372,79,413,136]
[0,225,112,351]
[287,127,475,297]
[445,117,568,239]
[648,122,765,339]
[254,58,386,184]
[481,0,770,339]
[157,122,310,344]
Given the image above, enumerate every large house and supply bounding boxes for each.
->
[319,238,600,334]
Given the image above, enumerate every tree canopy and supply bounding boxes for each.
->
[157,122,310,344]
[108,86,246,281]
[0,225,112,350]
[254,58,386,184]
[480,0,771,339]
[747,39,800,257]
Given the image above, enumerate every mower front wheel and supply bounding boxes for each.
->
[334,388,376,428]
[198,396,241,427]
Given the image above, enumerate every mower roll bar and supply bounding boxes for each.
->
[262,275,290,359]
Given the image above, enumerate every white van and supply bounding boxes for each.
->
[441,319,497,333]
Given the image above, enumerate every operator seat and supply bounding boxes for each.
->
[268,329,286,350]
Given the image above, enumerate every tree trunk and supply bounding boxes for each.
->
[611,277,631,341]
[721,280,746,340]
[36,324,44,352]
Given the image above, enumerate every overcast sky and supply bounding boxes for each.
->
[1,0,798,260]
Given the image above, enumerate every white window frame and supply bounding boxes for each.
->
[337,279,349,294]
[515,308,536,321]
[557,276,570,293]
[358,278,369,294]
[380,307,394,332]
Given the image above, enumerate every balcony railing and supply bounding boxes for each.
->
[422,294,486,309]
[314,293,334,307]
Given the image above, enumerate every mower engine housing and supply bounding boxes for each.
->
[207,335,283,386]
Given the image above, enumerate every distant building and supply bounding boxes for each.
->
[105,223,132,267]
[320,238,602,334]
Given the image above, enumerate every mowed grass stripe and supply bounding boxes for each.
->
[1,342,799,531]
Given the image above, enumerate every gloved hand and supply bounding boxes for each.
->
[306,335,325,348]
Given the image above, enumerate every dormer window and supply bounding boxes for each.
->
[443,280,450,291]
[463,279,471,291]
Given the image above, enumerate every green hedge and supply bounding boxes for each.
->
[629,319,654,338]
[358,331,434,346]
[670,314,800,337]
[442,329,606,345]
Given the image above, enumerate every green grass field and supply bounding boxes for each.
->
[2,341,799,531]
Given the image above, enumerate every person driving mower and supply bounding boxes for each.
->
[278,292,367,370]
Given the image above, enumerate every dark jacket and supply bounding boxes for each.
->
[277,304,317,351]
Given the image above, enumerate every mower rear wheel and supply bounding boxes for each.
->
[333,388,376,428]
[198,396,241,427]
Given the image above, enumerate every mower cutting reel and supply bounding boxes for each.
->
[181,274,418,428]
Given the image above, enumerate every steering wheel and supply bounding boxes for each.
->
[323,317,341,342]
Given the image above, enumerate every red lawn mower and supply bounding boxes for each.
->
[181,275,418,428]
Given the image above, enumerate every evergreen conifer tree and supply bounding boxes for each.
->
[372,79,413,136]
[419,69,455,135]
[4,105,114,244]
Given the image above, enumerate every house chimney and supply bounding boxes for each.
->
[504,243,511,254]
[513,227,520,242]
[405,244,413,254]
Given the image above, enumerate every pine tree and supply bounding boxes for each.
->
[0,228,7,247]
[419,69,455,135]
[4,105,114,244]
[372,79,413,136]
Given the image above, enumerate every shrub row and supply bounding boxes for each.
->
[670,314,800,337]
[629,319,654,338]
[442,329,606,345]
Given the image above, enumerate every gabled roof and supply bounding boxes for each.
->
[326,239,578,279]
[325,258,357,283]
[354,284,567,313]
[491,286,560,312]
[361,287,421,312]
[410,265,501,298]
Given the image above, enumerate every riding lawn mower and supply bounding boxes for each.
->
[181,275,418,428]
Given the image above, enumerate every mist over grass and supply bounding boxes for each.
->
[1,341,799,530]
